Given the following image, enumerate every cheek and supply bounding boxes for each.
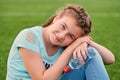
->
[52,25,61,32]
[64,39,74,46]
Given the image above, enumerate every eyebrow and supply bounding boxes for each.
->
[63,22,76,39]
[63,22,68,29]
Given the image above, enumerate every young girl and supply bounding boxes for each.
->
[6,4,115,80]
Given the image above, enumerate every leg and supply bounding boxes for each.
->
[60,47,110,80]
[85,47,110,80]
[60,65,86,80]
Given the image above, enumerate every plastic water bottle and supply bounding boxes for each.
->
[64,46,96,73]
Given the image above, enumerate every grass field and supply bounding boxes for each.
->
[0,0,120,80]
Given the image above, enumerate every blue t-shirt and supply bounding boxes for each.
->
[6,26,64,80]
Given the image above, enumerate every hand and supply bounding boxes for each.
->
[75,35,92,45]
[73,42,88,64]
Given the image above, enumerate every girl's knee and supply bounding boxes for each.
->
[87,46,102,60]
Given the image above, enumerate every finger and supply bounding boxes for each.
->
[83,47,88,55]
[78,56,85,64]
[79,59,85,65]
[73,50,77,59]
[77,49,84,62]
[85,38,91,43]
[81,48,87,60]
[81,42,88,54]
[73,46,80,59]
[83,44,88,55]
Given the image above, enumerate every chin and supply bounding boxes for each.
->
[50,36,57,45]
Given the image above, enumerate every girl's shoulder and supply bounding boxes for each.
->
[19,26,42,33]
[18,26,43,39]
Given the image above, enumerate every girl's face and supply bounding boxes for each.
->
[48,16,83,47]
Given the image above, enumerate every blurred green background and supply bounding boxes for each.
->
[0,0,120,80]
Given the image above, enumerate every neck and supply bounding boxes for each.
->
[42,27,59,56]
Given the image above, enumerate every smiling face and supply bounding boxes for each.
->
[47,16,83,47]
[43,4,92,47]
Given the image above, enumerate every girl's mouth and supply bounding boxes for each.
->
[55,33,61,42]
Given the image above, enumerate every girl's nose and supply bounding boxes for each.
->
[59,31,67,41]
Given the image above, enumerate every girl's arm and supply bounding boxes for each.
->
[89,40,115,64]
[19,36,91,80]
[73,40,115,65]
[19,47,72,80]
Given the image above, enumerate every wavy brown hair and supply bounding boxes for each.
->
[42,4,92,35]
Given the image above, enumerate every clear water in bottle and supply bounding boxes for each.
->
[69,58,83,69]
[69,46,96,70]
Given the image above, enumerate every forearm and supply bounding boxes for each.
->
[42,38,87,80]
[89,41,115,64]
[43,42,79,80]
[26,36,91,80]
[44,49,72,80]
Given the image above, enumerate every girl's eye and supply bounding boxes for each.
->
[68,34,74,40]
[61,24,65,30]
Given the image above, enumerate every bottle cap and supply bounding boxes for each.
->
[64,66,70,73]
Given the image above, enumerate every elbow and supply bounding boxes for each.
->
[110,56,115,64]
[31,72,45,80]
[105,55,115,65]
[32,76,45,80]
[32,72,50,80]
[31,75,43,80]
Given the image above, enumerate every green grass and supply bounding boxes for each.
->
[0,0,120,80]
